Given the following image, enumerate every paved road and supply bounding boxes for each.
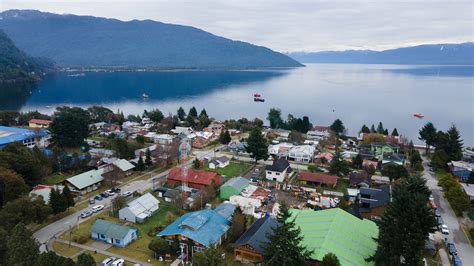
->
[34,145,220,253]
[422,158,474,264]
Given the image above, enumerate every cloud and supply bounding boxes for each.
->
[1,0,472,52]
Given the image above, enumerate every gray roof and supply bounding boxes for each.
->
[122,193,159,218]
[91,219,136,239]
[265,158,290,172]
[113,159,135,172]
[234,215,279,253]
[216,156,230,164]
[67,169,104,190]
[360,186,391,210]
[222,176,250,190]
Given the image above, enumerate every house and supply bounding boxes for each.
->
[362,159,378,170]
[267,129,291,142]
[89,148,114,157]
[297,172,338,187]
[316,152,334,162]
[28,119,52,129]
[192,136,211,149]
[204,122,224,135]
[29,184,64,204]
[449,161,473,182]
[349,171,371,187]
[157,204,235,252]
[91,219,138,247]
[119,193,159,223]
[134,145,157,158]
[111,159,135,176]
[268,142,294,159]
[381,153,405,166]
[214,202,236,222]
[229,195,262,217]
[228,141,246,153]
[171,126,194,136]
[354,186,391,220]
[307,126,331,140]
[65,169,104,194]
[265,158,291,182]
[372,143,400,159]
[220,177,250,200]
[370,175,391,186]
[167,167,222,189]
[290,208,379,266]
[234,215,279,263]
[0,126,50,149]
[209,156,230,169]
[461,183,474,204]
[288,145,316,163]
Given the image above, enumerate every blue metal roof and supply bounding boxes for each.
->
[158,208,231,247]
[0,126,48,147]
[214,202,236,221]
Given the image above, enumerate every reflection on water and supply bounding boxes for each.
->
[6,64,473,145]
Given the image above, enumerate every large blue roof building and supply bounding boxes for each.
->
[0,126,50,149]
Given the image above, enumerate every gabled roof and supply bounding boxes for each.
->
[298,172,338,185]
[122,193,159,218]
[291,208,379,266]
[0,126,49,146]
[234,215,279,253]
[359,186,391,209]
[29,119,52,124]
[222,177,250,190]
[167,167,221,186]
[113,159,135,172]
[265,158,290,172]
[91,219,136,240]
[214,203,236,221]
[66,169,104,190]
[216,156,230,164]
[158,208,231,247]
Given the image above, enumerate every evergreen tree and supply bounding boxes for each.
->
[145,148,152,166]
[199,108,208,118]
[188,106,198,117]
[267,108,284,129]
[383,129,389,135]
[62,186,75,208]
[330,119,345,136]
[36,251,74,266]
[50,106,91,147]
[0,227,7,265]
[263,202,312,265]
[381,164,409,182]
[431,149,449,170]
[419,122,437,154]
[370,124,376,133]
[177,107,186,121]
[445,125,463,161]
[6,223,39,266]
[193,246,224,266]
[50,188,67,214]
[329,143,350,176]
[75,253,95,266]
[301,116,312,133]
[193,159,201,169]
[377,122,384,134]
[245,128,268,163]
[352,154,363,169]
[219,130,232,144]
[371,175,436,265]
[391,128,399,136]
[230,208,246,242]
[136,155,145,171]
[147,109,164,123]
[321,253,341,266]
[360,125,370,134]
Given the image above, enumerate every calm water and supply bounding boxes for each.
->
[6,64,474,145]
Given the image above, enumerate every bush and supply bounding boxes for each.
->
[72,235,88,244]
[469,228,474,239]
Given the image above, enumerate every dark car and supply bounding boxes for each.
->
[94,195,103,201]
[447,242,458,255]
[111,187,121,193]
[100,192,109,198]
[434,209,441,217]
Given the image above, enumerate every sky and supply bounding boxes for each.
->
[1,0,473,52]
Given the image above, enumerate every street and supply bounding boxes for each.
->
[422,158,474,264]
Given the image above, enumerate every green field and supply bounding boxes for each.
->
[44,174,71,185]
[204,161,252,180]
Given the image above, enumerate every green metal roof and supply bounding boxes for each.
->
[66,169,104,190]
[91,219,136,240]
[290,208,379,266]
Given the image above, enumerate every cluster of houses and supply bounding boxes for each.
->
[449,150,474,205]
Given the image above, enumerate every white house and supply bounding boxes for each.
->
[265,158,291,182]
[209,156,230,169]
[229,195,262,217]
[268,143,293,159]
[171,126,194,136]
[288,145,315,163]
[306,126,331,140]
[119,193,160,223]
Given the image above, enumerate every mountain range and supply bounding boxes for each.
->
[288,43,474,65]
[0,10,302,69]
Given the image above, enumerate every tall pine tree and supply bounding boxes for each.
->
[62,186,75,208]
[145,148,153,166]
[245,127,268,163]
[263,202,312,265]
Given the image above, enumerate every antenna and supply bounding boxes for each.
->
[179,140,191,205]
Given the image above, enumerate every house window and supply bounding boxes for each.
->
[193,246,205,253]
[273,178,277,181]
[267,171,271,175]
[276,172,280,176]
[100,234,105,239]
[115,239,121,244]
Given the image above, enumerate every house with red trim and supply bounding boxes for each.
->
[297,171,338,187]
[167,167,222,189]
[29,119,53,129]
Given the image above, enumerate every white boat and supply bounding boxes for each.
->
[142,93,149,99]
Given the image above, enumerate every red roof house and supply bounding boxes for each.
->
[297,171,339,187]
[167,167,222,189]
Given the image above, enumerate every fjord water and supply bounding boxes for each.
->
[11,64,474,145]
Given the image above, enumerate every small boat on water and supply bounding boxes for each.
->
[68,73,85,77]
[413,112,425,119]
[253,92,264,102]
[254,93,261,97]
[142,93,149,99]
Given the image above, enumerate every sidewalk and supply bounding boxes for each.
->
[54,239,152,266]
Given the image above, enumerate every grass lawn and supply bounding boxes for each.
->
[44,173,71,185]
[332,178,349,193]
[204,161,252,180]
[83,251,109,264]
[53,241,83,257]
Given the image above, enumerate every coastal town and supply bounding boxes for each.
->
[0,105,472,266]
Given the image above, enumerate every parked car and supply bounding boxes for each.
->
[101,257,116,266]
[80,211,93,218]
[111,259,125,266]
[94,195,103,201]
[441,224,449,235]
[105,190,115,196]
[91,205,105,213]
[111,187,121,193]
[452,254,462,266]
[100,192,109,198]
[437,216,444,227]
[122,191,132,197]
[434,209,441,217]
[89,198,95,204]
[447,242,458,255]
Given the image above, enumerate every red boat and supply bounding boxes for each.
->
[253,93,261,97]
[413,112,425,119]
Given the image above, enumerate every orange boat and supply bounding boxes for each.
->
[253,93,261,97]
[413,112,425,118]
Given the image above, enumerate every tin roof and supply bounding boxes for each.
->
[91,219,136,240]
[66,169,104,190]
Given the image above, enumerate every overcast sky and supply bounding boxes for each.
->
[1,0,473,52]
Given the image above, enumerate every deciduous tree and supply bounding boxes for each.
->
[193,245,225,266]
[6,223,39,266]
[0,167,28,206]
[419,122,437,154]
[75,253,95,266]
[381,164,409,182]
[321,253,341,266]
[267,108,284,129]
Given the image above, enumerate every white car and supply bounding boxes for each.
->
[441,224,449,235]
[91,204,105,213]
[111,259,125,266]
[105,190,115,196]
[101,257,116,266]
[122,191,132,197]
[80,211,93,218]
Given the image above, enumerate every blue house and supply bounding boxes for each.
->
[91,219,138,247]
[158,203,235,253]
[0,126,49,149]
[449,161,473,182]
